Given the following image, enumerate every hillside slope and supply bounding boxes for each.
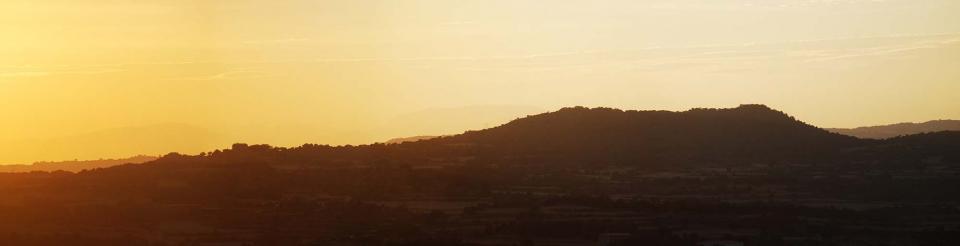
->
[828,120,960,139]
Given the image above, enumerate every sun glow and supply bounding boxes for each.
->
[2,0,959,163]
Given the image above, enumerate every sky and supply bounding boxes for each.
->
[1,0,959,163]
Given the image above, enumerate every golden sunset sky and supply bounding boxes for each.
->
[1,0,959,163]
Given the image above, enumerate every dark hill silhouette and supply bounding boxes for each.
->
[3,105,960,245]
[63,105,953,190]
[125,105,958,172]
[864,131,960,163]
[827,120,960,139]
[416,104,865,165]
[20,105,953,207]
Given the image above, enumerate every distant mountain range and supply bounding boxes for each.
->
[3,105,958,245]
[0,123,228,164]
[383,135,442,144]
[352,105,958,167]
[123,104,956,172]
[827,120,960,139]
[7,106,958,173]
[0,155,157,173]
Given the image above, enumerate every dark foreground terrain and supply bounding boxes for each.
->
[1,105,959,246]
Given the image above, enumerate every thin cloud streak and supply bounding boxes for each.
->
[174,70,274,81]
[0,68,125,78]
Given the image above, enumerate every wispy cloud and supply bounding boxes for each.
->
[242,38,311,45]
[440,21,479,26]
[370,32,960,74]
[0,71,51,78]
[175,70,273,81]
[802,36,960,63]
[0,68,124,79]
[646,0,893,11]
[6,33,954,80]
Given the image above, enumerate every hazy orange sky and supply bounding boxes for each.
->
[1,0,959,163]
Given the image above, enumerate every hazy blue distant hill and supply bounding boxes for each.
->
[827,120,960,139]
